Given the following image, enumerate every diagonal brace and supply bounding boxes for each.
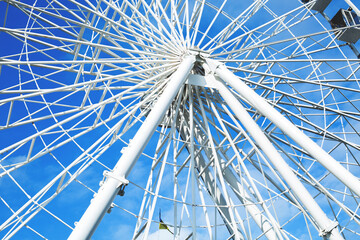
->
[68,55,195,240]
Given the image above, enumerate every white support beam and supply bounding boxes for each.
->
[189,85,197,240]
[202,88,282,239]
[68,55,195,240]
[214,78,343,240]
[207,58,360,198]
[194,86,241,240]
[178,125,246,239]
[219,159,281,240]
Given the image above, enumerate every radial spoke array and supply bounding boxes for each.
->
[0,0,360,239]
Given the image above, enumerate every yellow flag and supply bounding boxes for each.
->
[159,210,173,234]
[159,220,169,230]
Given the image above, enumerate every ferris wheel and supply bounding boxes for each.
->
[1,0,360,239]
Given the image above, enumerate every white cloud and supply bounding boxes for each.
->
[147,228,193,240]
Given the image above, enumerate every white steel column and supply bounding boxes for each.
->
[189,85,197,239]
[219,159,280,240]
[187,106,280,239]
[215,79,343,240]
[177,127,245,239]
[208,59,360,198]
[68,55,195,240]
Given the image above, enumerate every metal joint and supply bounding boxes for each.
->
[205,58,224,74]
[103,171,129,188]
[319,221,339,237]
[107,203,115,214]
[188,46,210,58]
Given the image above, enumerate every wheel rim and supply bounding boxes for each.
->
[1,0,360,239]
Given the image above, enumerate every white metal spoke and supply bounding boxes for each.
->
[1,0,360,239]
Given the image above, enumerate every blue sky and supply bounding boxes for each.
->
[1,0,360,239]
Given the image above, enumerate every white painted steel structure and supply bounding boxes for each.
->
[0,0,360,239]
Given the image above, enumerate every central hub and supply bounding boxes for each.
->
[187,47,210,76]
